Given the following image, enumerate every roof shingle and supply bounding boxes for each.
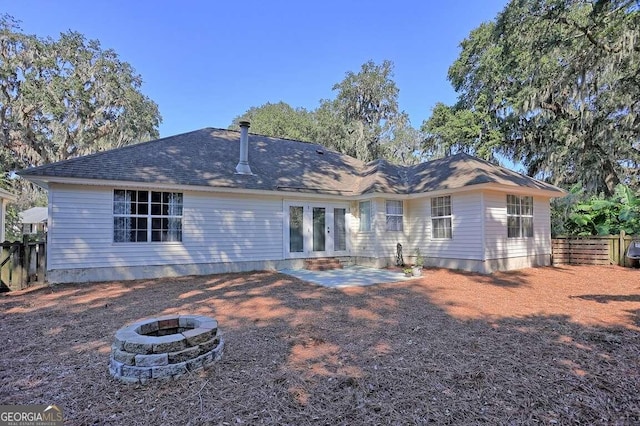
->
[18,127,564,196]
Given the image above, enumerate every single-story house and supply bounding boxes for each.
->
[0,188,17,242]
[18,122,565,284]
[19,206,48,235]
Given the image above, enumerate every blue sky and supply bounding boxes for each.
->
[4,0,508,138]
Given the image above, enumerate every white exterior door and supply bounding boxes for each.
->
[284,201,349,258]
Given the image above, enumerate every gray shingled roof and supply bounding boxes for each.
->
[18,127,564,196]
[19,207,48,224]
[407,154,563,193]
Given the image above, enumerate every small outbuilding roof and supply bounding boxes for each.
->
[18,127,565,197]
[19,207,48,225]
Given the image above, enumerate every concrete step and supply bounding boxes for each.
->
[339,257,355,267]
[304,258,343,271]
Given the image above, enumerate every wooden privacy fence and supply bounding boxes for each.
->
[552,231,636,267]
[0,238,46,292]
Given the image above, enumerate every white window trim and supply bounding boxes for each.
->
[507,194,534,238]
[283,200,351,258]
[359,200,372,232]
[113,189,184,243]
[431,195,452,240]
[385,200,403,232]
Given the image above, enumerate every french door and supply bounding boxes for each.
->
[285,202,348,258]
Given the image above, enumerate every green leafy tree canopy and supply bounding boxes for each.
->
[231,60,424,165]
[552,184,640,236]
[424,0,640,195]
[1,14,162,237]
[229,102,317,142]
[0,14,161,171]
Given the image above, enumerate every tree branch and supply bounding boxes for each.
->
[556,16,620,53]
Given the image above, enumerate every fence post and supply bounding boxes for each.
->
[619,230,626,267]
[27,242,36,282]
[36,241,46,284]
[11,242,24,291]
[21,239,28,288]
[1,244,10,291]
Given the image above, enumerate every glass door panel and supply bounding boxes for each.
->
[333,208,346,251]
[312,207,326,252]
[289,206,304,253]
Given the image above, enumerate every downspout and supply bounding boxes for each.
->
[1,198,6,242]
[480,191,487,269]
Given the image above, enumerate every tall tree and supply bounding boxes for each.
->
[381,111,425,165]
[421,99,503,161]
[0,15,161,171]
[426,0,640,195]
[323,60,420,163]
[232,60,424,165]
[229,101,317,142]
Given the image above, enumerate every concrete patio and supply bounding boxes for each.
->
[279,265,417,288]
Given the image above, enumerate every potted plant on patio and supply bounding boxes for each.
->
[412,248,424,277]
[403,267,413,277]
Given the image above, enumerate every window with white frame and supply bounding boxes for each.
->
[113,190,183,243]
[386,200,403,231]
[507,195,533,238]
[431,196,452,239]
[359,201,371,232]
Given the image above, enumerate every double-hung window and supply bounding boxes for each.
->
[431,196,452,239]
[507,195,533,238]
[359,201,371,232]
[113,190,183,243]
[386,200,403,231]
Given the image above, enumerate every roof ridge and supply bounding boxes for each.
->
[457,152,478,177]
[228,127,368,168]
[469,153,563,190]
[459,153,550,184]
[230,127,331,149]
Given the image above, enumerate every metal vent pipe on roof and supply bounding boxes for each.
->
[235,120,253,175]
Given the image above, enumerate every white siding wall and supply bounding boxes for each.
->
[47,183,553,277]
[48,184,284,270]
[484,190,552,260]
[372,198,409,260]
[349,200,377,258]
[407,192,484,261]
[1,198,8,242]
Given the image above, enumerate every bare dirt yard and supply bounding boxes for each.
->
[1,265,639,425]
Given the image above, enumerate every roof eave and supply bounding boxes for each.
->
[404,181,566,199]
[21,175,365,201]
[468,182,566,197]
[19,173,567,201]
[0,188,17,201]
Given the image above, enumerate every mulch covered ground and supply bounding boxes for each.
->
[1,265,639,425]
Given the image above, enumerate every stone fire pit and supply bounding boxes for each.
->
[109,314,224,383]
